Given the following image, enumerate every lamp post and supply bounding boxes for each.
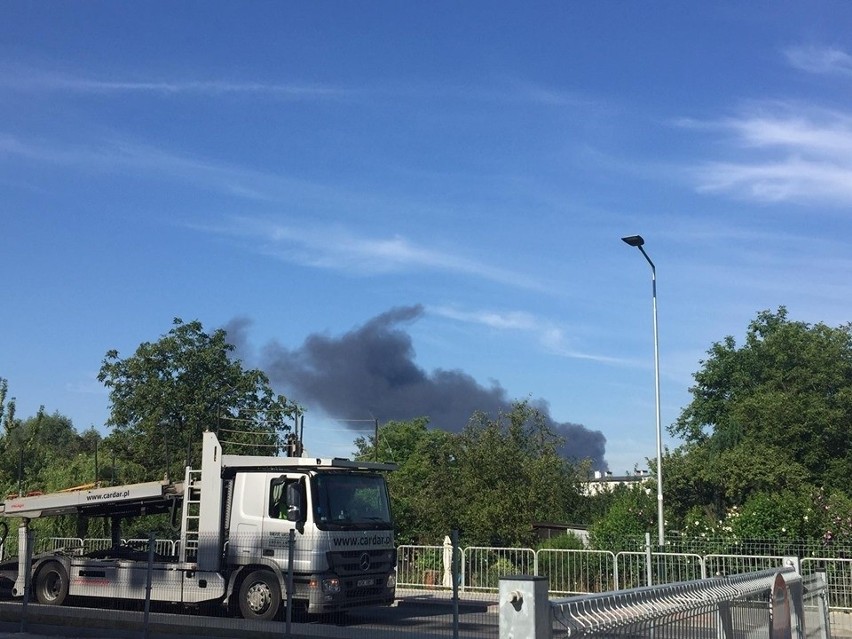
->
[621,234,665,547]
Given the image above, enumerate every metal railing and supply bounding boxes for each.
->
[464,546,537,592]
[614,550,705,589]
[548,567,817,639]
[29,535,852,623]
[25,537,177,558]
[397,543,465,588]
[397,543,815,596]
[537,549,616,595]
[704,552,787,577]
[803,557,852,611]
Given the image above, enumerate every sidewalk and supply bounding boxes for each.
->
[395,586,498,613]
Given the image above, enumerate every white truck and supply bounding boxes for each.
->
[0,430,397,620]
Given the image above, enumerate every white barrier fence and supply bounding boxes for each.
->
[398,543,852,613]
[24,537,852,613]
[30,537,178,557]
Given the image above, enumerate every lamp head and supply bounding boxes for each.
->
[621,235,645,248]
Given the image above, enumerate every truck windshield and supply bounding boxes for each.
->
[311,473,392,530]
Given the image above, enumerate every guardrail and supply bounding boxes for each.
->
[397,542,849,605]
[28,535,852,617]
[538,549,615,595]
[803,557,852,611]
[500,566,830,639]
[24,537,177,557]
[614,550,705,589]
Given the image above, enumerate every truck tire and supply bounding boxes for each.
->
[35,561,69,605]
[238,569,281,621]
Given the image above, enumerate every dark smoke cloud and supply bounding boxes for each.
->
[257,305,608,470]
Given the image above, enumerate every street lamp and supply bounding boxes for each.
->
[621,234,665,547]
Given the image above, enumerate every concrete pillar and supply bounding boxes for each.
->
[499,575,550,639]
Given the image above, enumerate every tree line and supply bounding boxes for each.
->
[3,307,852,547]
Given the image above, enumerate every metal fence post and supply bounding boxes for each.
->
[716,600,735,639]
[143,531,155,639]
[645,532,653,587]
[451,530,459,639]
[813,571,831,639]
[781,561,806,639]
[499,575,551,639]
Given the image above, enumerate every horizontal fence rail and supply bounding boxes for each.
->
[21,535,852,621]
[548,567,817,639]
[802,557,852,611]
[396,543,464,589]
[0,533,842,639]
[704,553,787,577]
[464,546,537,592]
[614,550,705,589]
[13,537,177,559]
[537,549,616,595]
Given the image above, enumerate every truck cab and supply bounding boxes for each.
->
[227,467,396,615]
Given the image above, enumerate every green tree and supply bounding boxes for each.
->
[662,441,810,524]
[456,402,585,547]
[354,416,433,465]
[671,307,852,498]
[0,409,81,493]
[98,318,298,477]
[650,307,852,538]
[354,403,586,547]
[355,418,461,545]
[587,484,656,551]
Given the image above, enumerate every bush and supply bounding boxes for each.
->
[486,557,520,588]
[537,532,586,551]
[589,486,655,552]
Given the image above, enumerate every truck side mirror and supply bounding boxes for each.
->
[286,482,304,523]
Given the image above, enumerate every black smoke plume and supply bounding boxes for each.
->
[257,305,608,469]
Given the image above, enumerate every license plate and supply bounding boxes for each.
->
[357,578,374,587]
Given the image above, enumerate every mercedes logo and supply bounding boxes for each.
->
[359,552,371,571]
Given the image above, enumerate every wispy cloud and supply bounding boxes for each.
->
[32,137,548,294]
[0,63,598,112]
[0,132,555,293]
[684,104,852,205]
[207,217,552,293]
[0,133,342,204]
[429,305,634,365]
[0,67,346,99]
[785,45,852,77]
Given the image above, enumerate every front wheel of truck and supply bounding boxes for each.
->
[238,570,281,621]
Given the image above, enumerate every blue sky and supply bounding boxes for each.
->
[3,2,852,474]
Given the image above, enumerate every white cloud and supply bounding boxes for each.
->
[209,217,552,293]
[0,67,345,100]
[0,63,600,113]
[0,133,342,205]
[785,45,852,77]
[429,305,634,365]
[0,132,553,293]
[697,156,852,202]
[686,105,852,205]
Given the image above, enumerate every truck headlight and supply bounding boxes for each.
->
[321,577,341,594]
[387,573,396,589]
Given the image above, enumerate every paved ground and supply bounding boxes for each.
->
[0,591,498,639]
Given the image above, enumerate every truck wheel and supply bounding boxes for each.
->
[238,570,281,620]
[35,561,69,605]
